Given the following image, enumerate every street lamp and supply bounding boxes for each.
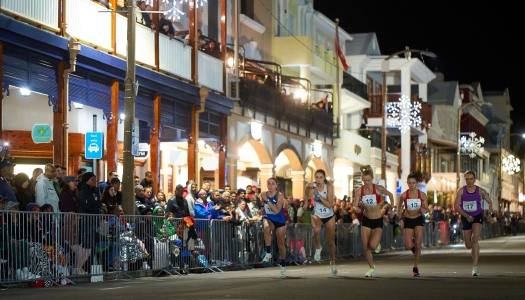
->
[381,47,436,185]
[499,133,525,211]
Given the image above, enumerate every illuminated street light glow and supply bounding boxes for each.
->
[460,132,485,158]
[386,94,421,133]
[502,154,520,175]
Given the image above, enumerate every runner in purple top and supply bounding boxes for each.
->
[454,170,493,277]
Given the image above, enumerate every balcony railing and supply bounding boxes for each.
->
[1,0,224,92]
[239,78,333,137]
[368,129,396,155]
[342,74,368,100]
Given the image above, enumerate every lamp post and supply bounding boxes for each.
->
[381,47,436,185]
[499,133,525,211]
[455,101,482,190]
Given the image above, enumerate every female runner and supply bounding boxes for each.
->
[304,169,337,276]
[397,171,428,277]
[354,165,394,277]
[260,177,288,277]
[454,170,493,276]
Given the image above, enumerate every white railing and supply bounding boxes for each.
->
[198,51,223,92]
[158,34,192,81]
[1,0,59,31]
[67,0,112,50]
[115,14,155,67]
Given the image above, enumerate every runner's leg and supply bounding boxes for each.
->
[311,215,322,249]
[324,217,336,265]
[414,225,424,268]
[471,223,482,266]
[361,226,374,268]
[404,228,415,250]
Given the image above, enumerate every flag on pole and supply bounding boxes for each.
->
[335,33,349,71]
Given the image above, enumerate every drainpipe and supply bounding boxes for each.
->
[62,4,81,169]
[194,86,209,181]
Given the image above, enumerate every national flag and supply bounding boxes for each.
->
[335,33,349,71]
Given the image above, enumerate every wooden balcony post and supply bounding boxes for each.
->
[153,0,159,71]
[53,61,66,166]
[189,0,197,85]
[107,79,119,172]
[58,0,64,36]
[151,93,161,193]
[110,0,116,54]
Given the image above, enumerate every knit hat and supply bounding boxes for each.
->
[14,172,30,188]
[4,201,19,210]
[41,204,52,211]
[64,175,76,183]
[82,172,96,183]
[26,203,39,212]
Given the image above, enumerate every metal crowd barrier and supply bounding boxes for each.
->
[2,210,524,287]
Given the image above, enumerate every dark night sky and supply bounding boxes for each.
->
[313,1,524,133]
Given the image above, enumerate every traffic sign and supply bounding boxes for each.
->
[31,124,52,143]
[85,132,104,159]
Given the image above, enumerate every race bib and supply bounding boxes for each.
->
[463,201,477,212]
[264,203,276,215]
[406,199,421,210]
[362,194,376,206]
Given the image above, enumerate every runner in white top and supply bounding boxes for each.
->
[303,169,337,276]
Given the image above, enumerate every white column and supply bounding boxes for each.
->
[401,67,411,187]
[291,171,305,199]
[259,163,275,190]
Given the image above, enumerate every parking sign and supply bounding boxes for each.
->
[85,132,104,159]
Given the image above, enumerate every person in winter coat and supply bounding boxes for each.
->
[76,172,101,214]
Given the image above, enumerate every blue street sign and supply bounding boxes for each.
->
[85,132,104,159]
[131,123,138,156]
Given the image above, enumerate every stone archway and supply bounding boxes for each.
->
[275,142,304,198]
[233,134,274,191]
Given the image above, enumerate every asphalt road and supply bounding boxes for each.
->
[2,235,524,300]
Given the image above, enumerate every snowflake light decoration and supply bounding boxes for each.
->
[502,154,521,175]
[460,132,485,158]
[386,95,422,133]
[144,0,207,22]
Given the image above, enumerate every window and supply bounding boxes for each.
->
[241,0,255,19]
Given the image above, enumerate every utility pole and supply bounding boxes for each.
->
[122,1,137,215]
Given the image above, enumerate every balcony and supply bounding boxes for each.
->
[1,0,223,92]
[342,73,368,100]
[272,36,337,80]
[238,77,334,137]
[340,73,370,114]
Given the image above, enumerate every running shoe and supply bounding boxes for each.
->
[365,267,376,277]
[1,285,8,291]
[472,266,479,276]
[331,264,338,277]
[280,266,286,277]
[375,243,382,254]
[262,253,272,263]
[314,248,322,261]
[413,267,420,277]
